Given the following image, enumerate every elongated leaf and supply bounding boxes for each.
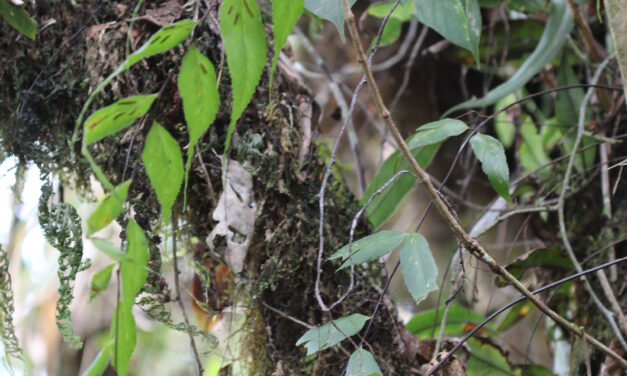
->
[90,263,115,301]
[496,301,533,332]
[90,238,131,263]
[220,0,267,154]
[296,314,369,355]
[126,20,196,67]
[444,0,573,116]
[495,247,573,287]
[413,0,482,61]
[84,94,157,146]
[466,338,516,376]
[469,134,511,202]
[330,230,405,269]
[270,0,303,89]
[305,0,357,41]
[110,305,136,376]
[82,340,113,376]
[362,119,468,228]
[406,304,493,338]
[518,121,550,175]
[87,180,131,235]
[120,219,148,308]
[399,233,438,303]
[493,93,518,148]
[141,122,184,224]
[178,45,220,147]
[606,0,627,106]
[0,0,36,39]
[346,348,383,376]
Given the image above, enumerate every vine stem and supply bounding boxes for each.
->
[341,0,627,369]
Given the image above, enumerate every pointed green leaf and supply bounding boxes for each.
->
[270,0,303,90]
[346,348,383,376]
[120,219,148,308]
[466,338,516,376]
[444,0,573,116]
[83,94,157,146]
[90,238,131,263]
[220,0,267,154]
[0,0,37,39]
[413,0,482,62]
[331,230,405,269]
[87,180,131,236]
[296,314,369,355]
[82,340,113,376]
[399,233,438,304]
[362,119,468,228]
[495,247,573,287]
[110,305,136,376]
[141,121,184,224]
[304,0,357,42]
[469,134,511,203]
[90,263,115,301]
[406,304,493,338]
[127,20,196,67]
[519,121,550,175]
[178,45,220,148]
[496,301,533,332]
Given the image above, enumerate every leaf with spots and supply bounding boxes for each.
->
[220,0,267,155]
[296,314,369,355]
[399,233,438,304]
[126,19,196,68]
[469,134,511,203]
[141,122,184,224]
[83,94,157,146]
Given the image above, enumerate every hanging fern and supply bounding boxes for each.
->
[38,179,90,349]
[0,245,22,371]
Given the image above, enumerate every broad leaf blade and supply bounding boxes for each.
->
[120,219,149,308]
[466,338,516,376]
[346,348,383,376]
[110,305,136,376]
[367,1,415,47]
[0,0,36,39]
[413,0,482,61]
[141,122,184,224]
[127,20,196,67]
[83,94,157,146]
[330,230,405,269]
[444,0,573,116]
[406,304,493,338]
[82,340,113,376]
[399,233,438,303]
[178,44,220,148]
[495,247,573,287]
[87,180,131,235]
[270,0,303,89]
[305,0,357,41]
[469,134,511,202]
[220,0,267,154]
[296,314,369,355]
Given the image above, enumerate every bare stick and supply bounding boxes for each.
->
[341,0,627,368]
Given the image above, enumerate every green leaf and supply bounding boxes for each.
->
[90,263,115,301]
[513,364,555,376]
[606,0,627,107]
[141,121,184,224]
[495,247,573,287]
[469,134,511,202]
[270,0,303,89]
[413,0,482,62]
[466,338,516,376]
[346,348,383,376]
[406,303,492,338]
[87,180,131,236]
[83,94,157,146]
[126,20,196,68]
[331,230,405,269]
[296,314,369,355]
[362,119,468,228]
[444,0,573,116]
[120,219,149,309]
[0,0,36,39]
[493,93,518,149]
[220,0,267,154]
[90,238,131,263]
[110,305,136,376]
[496,301,533,332]
[304,0,357,42]
[399,233,438,303]
[178,45,220,148]
[518,121,550,175]
[367,1,415,47]
[81,340,113,376]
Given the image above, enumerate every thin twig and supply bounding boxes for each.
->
[171,214,203,375]
[341,1,627,368]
